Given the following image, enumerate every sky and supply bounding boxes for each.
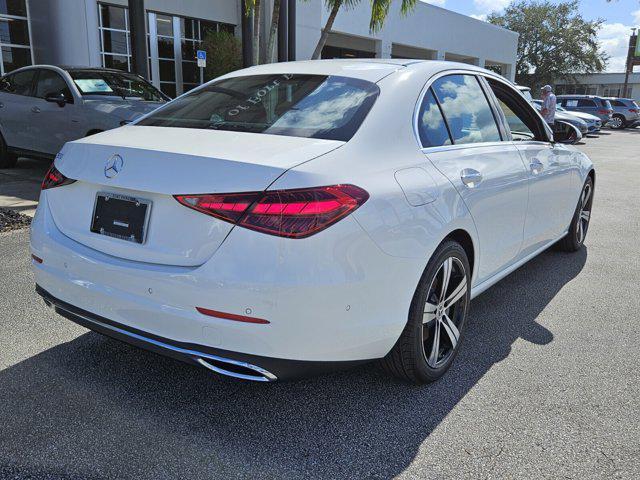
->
[421,0,640,72]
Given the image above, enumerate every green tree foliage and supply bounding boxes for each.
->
[201,30,242,80]
[488,0,607,89]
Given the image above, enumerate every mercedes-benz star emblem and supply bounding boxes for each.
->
[104,154,124,179]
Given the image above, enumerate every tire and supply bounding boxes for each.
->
[380,240,471,384]
[557,176,594,252]
[610,114,626,130]
[0,134,17,169]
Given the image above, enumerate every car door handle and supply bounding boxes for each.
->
[460,168,483,188]
[31,106,41,113]
[530,159,544,174]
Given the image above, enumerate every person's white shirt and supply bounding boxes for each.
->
[541,92,557,124]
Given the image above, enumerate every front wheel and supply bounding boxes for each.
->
[0,134,17,169]
[557,177,594,252]
[380,241,471,384]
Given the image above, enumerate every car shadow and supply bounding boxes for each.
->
[0,247,587,479]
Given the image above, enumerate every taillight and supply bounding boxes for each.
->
[41,164,75,190]
[175,184,369,238]
[629,109,638,113]
[597,109,610,115]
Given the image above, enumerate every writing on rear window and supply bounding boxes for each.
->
[137,74,380,142]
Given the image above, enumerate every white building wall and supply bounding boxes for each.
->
[29,0,518,81]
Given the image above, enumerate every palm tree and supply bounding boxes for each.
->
[266,0,283,63]
[244,0,263,65]
[311,0,417,60]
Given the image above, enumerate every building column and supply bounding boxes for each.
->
[128,0,149,79]
[376,38,392,59]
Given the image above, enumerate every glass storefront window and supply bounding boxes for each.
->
[98,3,131,72]
[0,0,28,17]
[0,0,32,75]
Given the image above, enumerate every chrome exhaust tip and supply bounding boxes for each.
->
[195,356,277,382]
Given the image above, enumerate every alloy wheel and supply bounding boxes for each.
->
[610,116,623,129]
[421,257,468,368]
[577,182,592,244]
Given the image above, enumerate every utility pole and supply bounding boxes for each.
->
[128,0,148,79]
[287,0,296,61]
[278,0,288,62]
[622,28,636,99]
[241,0,254,67]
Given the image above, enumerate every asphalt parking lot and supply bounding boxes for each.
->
[1,130,639,479]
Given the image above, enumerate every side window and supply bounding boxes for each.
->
[1,70,36,96]
[577,99,596,107]
[487,78,548,142]
[431,74,501,145]
[610,100,624,107]
[35,70,73,100]
[564,99,578,108]
[417,88,452,147]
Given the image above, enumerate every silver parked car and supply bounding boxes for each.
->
[533,100,601,133]
[0,65,168,168]
[604,97,640,129]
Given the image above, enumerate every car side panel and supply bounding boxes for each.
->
[0,91,36,150]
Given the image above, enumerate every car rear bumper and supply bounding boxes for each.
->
[30,191,423,376]
[35,285,368,381]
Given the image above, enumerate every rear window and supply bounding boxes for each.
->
[137,74,379,141]
[600,99,612,109]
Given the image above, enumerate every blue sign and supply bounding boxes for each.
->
[197,50,206,60]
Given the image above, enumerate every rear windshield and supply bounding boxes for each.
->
[600,99,612,109]
[69,70,166,102]
[137,74,379,141]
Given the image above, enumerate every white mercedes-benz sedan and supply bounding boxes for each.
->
[30,60,594,383]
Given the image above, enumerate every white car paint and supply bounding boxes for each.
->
[30,60,594,381]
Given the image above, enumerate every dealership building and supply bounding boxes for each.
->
[4,0,518,97]
[555,72,640,103]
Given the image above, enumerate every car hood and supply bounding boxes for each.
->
[555,111,587,126]
[82,97,166,122]
[562,110,600,122]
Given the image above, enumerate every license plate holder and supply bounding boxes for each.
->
[90,193,151,244]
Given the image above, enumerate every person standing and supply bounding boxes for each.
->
[540,84,557,125]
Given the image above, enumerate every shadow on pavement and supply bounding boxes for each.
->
[0,248,587,479]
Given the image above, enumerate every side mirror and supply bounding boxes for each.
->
[45,93,68,108]
[552,120,582,145]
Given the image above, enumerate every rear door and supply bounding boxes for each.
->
[420,73,529,284]
[0,69,37,150]
[30,68,85,155]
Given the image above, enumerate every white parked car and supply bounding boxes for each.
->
[31,60,594,383]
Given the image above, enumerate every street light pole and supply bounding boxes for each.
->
[622,28,636,99]
[128,0,148,79]
[241,0,254,67]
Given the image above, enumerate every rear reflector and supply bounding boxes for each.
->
[175,184,369,238]
[196,307,270,324]
[42,164,76,190]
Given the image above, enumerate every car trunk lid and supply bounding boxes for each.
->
[47,126,343,266]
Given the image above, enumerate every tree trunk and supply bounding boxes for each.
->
[311,1,341,60]
[252,0,262,65]
[266,0,282,63]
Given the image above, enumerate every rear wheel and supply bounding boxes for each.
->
[610,114,626,129]
[557,177,593,252]
[0,134,17,168]
[380,241,471,384]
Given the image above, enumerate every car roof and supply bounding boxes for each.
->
[556,94,605,99]
[218,59,505,84]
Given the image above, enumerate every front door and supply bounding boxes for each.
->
[30,69,85,155]
[0,69,37,151]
